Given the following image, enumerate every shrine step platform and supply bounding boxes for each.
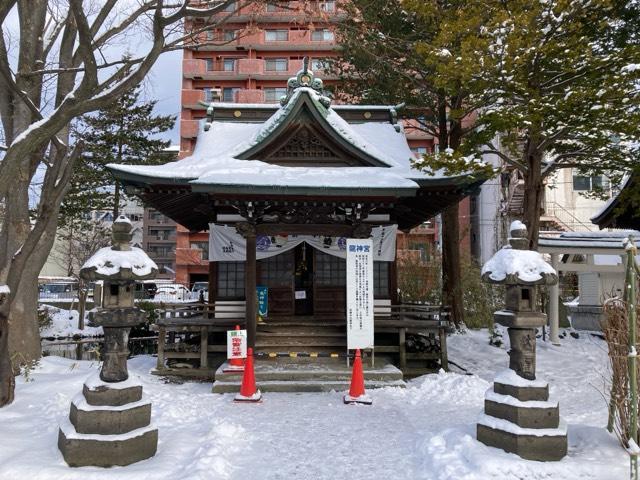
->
[211,360,406,393]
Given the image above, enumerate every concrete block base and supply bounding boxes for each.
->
[494,382,548,402]
[484,399,559,429]
[58,421,158,467]
[58,376,158,467]
[477,423,567,461]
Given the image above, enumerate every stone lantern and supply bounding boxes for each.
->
[477,221,567,461]
[58,215,159,467]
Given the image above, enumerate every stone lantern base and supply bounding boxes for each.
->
[477,369,567,461]
[58,372,158,467]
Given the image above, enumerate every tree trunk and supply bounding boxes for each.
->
[442,203,464,328]
[522,151,544,249]
[0,309,15,406]
[113,182,120,219]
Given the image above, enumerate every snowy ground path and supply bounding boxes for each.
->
[0,329,626,480]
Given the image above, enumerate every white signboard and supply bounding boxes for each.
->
[227,329,247,359]
[209,224,397,262]
[346,238,374,350]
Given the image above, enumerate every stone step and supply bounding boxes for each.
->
[58,418,158,467]
[212,362,405,393]
[70,393,152,435]
[212,379,406,393]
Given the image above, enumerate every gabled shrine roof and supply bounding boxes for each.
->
[108,68,479,196]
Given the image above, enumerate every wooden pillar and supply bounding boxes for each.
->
[156,326,166,370]
[208,261,217,318]
[549,253,561,345]
[237,222,257,349]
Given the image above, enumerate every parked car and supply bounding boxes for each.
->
[135,282,157,300]
[191,281,209,301]
[154,284,191,302]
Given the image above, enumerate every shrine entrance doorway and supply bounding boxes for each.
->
[294,243,314,316]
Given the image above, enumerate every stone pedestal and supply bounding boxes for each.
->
[58,372,157,467]
[477,369,567,461]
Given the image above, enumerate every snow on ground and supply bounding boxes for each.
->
[0,328,625,480]
[39,306,102,338]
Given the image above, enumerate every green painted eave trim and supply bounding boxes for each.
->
[189,182,417,197]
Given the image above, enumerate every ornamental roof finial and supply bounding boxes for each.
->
[279,56,331,108]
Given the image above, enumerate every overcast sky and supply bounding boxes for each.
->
[145,49,183,146]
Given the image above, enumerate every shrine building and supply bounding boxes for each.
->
[108,64,485,369]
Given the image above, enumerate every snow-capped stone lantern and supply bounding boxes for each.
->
[477,221,567,461]
[58,215,159,467]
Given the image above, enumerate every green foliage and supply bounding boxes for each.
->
[397,253,502,329]
[470,0,640,189]
[59,85,175,228]
[131,300,158,337]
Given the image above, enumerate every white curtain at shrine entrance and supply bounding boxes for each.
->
[208,223,397,262]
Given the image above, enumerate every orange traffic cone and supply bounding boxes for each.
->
[344,349,372,405]
[234,347,262,402]
[223,325,245,373]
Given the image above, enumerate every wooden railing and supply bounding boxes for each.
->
[152,302,451,376]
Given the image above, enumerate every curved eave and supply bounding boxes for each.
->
[190,182,417,197]
[411,172,488,189]
[106,164,197,187]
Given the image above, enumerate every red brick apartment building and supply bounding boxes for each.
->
[164,1,469,286]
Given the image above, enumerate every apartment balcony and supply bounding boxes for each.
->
[176,247,208,266]
[188,1,345,23]
[181,119,201,138]
[182,88,207,109]
[183,58,337,82]
[197,30,336,52]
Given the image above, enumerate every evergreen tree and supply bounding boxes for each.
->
[60,85,175,227]
[441,0,640,247]
[332,0,494,328]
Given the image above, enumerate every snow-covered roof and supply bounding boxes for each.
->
[481,246,558,285]
[80,216,158,281]
[539,230,640,251]
[80,246,158,281]
[107,88,466,195]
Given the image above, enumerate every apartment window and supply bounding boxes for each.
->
[148,228,173,240]
[223,58,236,71]
[149,245,173,257]
[223,30,236,41]
[573,175,610,191]
[265,29,288,41]
[206,30,215,41]
[264,87,287,102]
[311,29,334,41]
[190,241,209,261]
[205,58,214,71]
[320,1,335,12]
[223,1,236,12]
[203,87,216,102]
[311,59,327,71]
[222,87,240,102]
[265,58,288,72]
[411,146,428,158]
[409,242,430,262]
[266,2,278,11]
[218,262,245,299]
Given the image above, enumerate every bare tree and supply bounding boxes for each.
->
[0,0,261,406]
